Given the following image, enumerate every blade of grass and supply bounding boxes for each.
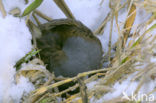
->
[53,0,75,19]
[0,0,6,18]
[131,23,156,48]
[14,49,41,71]
[22,0,43,17]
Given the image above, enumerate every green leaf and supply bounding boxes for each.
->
[145,23,156,33]
[22,0,43,17]
[121,56,129,64]
[14,49,41,71]
[131,23,156,48]
[40,98,49,103]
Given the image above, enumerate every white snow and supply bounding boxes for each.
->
[0,1,34,101]
[1,0,156,102]
[90,73,156,103]
[86,80,99,90]
[65,0,110,30]
[0,15,32,64]
[36,0,110,31]
[2,0,26,13]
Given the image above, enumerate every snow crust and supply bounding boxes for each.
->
[0,1,33,102]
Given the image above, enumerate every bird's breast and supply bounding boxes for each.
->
[53,36,102,77]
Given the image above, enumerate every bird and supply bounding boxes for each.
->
[36,19,103,77]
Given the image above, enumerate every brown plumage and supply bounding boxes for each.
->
[37,19,103,77]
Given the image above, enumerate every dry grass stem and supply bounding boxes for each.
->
[0,0,6,18]
[34,10,52,21]
[32,13,41,26]
[53,0,75,19]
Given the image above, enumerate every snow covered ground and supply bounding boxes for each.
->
[0,5,33,103]
[0,0,155,103]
